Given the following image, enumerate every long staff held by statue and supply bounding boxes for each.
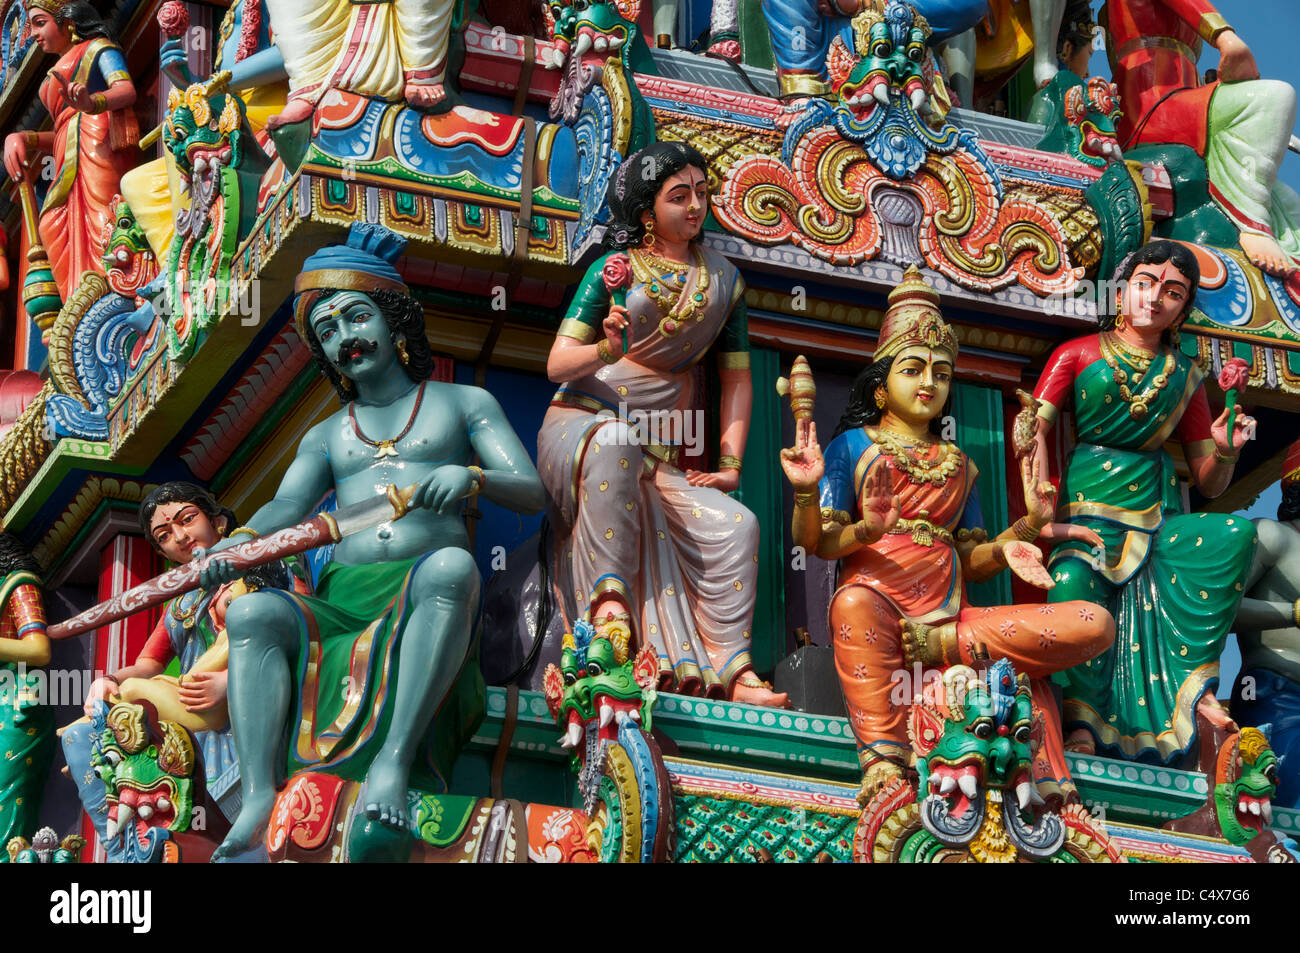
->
[48,482,423,641]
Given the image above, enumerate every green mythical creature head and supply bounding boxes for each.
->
[101,197,159,297]
[90,700,197,847]
[910,658,1066,861]
[5,827,84,863]
[543,618,658,768]
[163,74,248,239]
[1214,727,1280,845]
[542,0,655,74]
[1030,71,1123,168]
[829,1,932,117]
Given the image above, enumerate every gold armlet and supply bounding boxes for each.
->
[1292,599,1300,629]
[955,528,989,544]
[719,454,743,473]
[228,526,259,540]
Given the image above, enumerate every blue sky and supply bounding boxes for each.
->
[1087,0,1300,196]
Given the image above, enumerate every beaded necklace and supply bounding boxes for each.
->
[1098,332,1174,420]
[630,247,710,337]
[867,427,961,487]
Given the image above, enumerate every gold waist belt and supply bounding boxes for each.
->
[1115,35,1200,64]
[887,518,953,548]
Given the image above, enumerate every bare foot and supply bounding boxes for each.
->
[266,97,314,131]
[212,789,275,860]
[731,677,789,708]
[1064,728,1095,755]
[360,753,410,832]
[404,81,446,110]
[1240,231,1298,277]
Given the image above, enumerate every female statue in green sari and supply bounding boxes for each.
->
[1029,240,1258,765]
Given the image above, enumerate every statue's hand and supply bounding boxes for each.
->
[2,134,28,181]
[779,418,824,489]
[411,464,475,513]
[602,306,629,355]
[1211,403,1257,457]
[179,670,227,712]
[83,676,118,717]
[861,464,901,534]
[193,536,244,589]
[50,71,95,113]
[1020,455,1056,529]
[685,469,739,491]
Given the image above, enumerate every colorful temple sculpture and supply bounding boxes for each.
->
[0,0,1297,865]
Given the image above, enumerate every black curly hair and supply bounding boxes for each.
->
[1099,239,1200,345]
[139,482,237,550]
[605,141,710,251]
[0,532,40,578]
[301,288,434,402]
[832,356,954,441]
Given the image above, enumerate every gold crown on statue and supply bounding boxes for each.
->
[25,0,73,16]
[873,266,958,362]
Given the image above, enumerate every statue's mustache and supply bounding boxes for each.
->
[336,337,379,364]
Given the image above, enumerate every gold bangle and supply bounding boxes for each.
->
[466,465,485,496]
[719,454,742,473]
[853,520,876,543]
[1214,447,1239,465]
[1012,517,1040,542]
[596,339,619,365]
[91,93,108,114]
[23,130,36,147]
[228,526,259,540]
[1292,599,1300,629]
[793,490,818,508]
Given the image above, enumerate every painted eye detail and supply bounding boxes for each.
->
[104,748,122,766]
[562,670,576,686]
[907,44,923,62]
[1265,763,1278,784]
[1013,724,1031,744]
[586,661,604,677]
[972,719,994,740]
[872,41,890,57]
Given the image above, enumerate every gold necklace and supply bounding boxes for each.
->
[1098,332,1175,420]
[868,427,961,486]
[631,247,710,336]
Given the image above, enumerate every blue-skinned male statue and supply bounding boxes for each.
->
[200,223,546,860]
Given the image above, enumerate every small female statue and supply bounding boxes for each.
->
[1,0,138,297]
[1029,240,1258,763]
[780,268,1115,803]
[538,141,786,707]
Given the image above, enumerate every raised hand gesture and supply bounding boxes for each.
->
[857,463,900,540]
[1020,454,1056,529]
[780,417,824,490]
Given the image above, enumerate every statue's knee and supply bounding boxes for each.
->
[413,547,480,603]
[224,590,295,640]
[732,506,759,552]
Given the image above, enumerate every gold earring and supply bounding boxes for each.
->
[397,338,409,366]
[874,388,887,410]
[643,218,656,249]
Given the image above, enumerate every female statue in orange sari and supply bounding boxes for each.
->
[780,268,1116,806]
[2,0,138,298]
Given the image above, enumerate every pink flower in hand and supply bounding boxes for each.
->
[601,253,632,293]
[158,0,190,36]
[1218,357,1250,393]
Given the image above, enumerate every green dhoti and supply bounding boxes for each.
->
[275,555,484,793]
